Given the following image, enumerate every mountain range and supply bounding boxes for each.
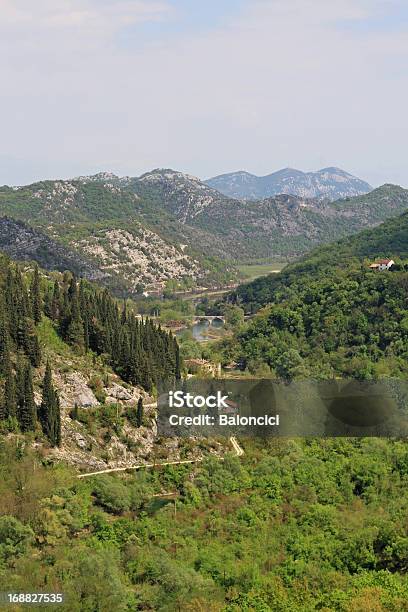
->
[206,167,372,201]
[1,168,407,296]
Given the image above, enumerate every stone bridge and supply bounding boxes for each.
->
[193,315,225,325]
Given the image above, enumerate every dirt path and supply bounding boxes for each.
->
[77,436,244,479]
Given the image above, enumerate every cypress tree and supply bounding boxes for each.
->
[121,300,127,325]
[136,397,143,428]
[3,351,16,419]
[50,280,61,321]
[39,361,61,447]
[16,357,36,432]
[66,294,84,350]
[175,340,181,380]
[31,265,42,324]
[0,312,10,375]
[83,318,90,353]
[25,319,41,367]
[70,403,79,421]
[43,287,53,318]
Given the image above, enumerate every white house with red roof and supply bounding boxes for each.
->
[369,259,395,271]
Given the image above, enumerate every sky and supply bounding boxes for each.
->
[1,0,408,187]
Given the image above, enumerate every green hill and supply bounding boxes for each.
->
[233,209,408,309]
[222,211,408,379]
[0,253,408,609]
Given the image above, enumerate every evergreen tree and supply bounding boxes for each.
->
[31,265,42,324]
[16,356,36,432]
[0,311,10,375]
[38,361,61,447]
[83,318,89,353]
[136,397,143,428]
[121,300,127,325]
[70,403,79,421]
[24,319,41,367]
[66,293,84,350]
[43,287,53,318]
[50,280,61,321]
[2,351,16,420]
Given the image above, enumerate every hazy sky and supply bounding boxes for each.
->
[1,0,408,186]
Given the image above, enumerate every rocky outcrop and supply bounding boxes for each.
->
[0,217,105,280]
[59,372,99,408]
[74,225,202,289]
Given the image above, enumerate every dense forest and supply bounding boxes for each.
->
[220,211,408,379]
[0,254,181,442]
[42,271,181,391]
[0,437,408,610]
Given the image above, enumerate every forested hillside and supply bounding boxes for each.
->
[0,438,408,610]
[233,209,408,308]
[0,254,180,449]
[221,211,408,378]
[190,185,408,260]
[83,171,408,261]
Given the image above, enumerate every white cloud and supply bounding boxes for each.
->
[1,0,408,185]
[0,0,170,27]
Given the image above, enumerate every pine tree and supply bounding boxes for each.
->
[38,361,61,446]
[136,397,143,428]
[66,294,84,350]
[50,280,61,321]
[24,319,41,367]
[2,351,16,419]
[31,265,42,324]
[0,311,10,375]
[16,357,36,432]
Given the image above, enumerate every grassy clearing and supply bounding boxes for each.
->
[237,262,287,280]
[37,317,72,357]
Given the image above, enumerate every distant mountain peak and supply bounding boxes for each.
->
[206,167,372,201]
[76,171,122,183]
[139,168,201,184]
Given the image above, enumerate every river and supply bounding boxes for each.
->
[176,318,225,342]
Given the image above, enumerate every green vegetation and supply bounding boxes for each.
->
[0,254,181,446]
[0,438,408,610]
[2,179,408,299]
[237,262,287,281]
[221,211,408,378]
[190,184,408,260]
[43,273,181,392]
[136,295,195,326]
[0,181,240,293]
[38,361,61,447]
[1,204,408,610]
[0,255,59,441]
